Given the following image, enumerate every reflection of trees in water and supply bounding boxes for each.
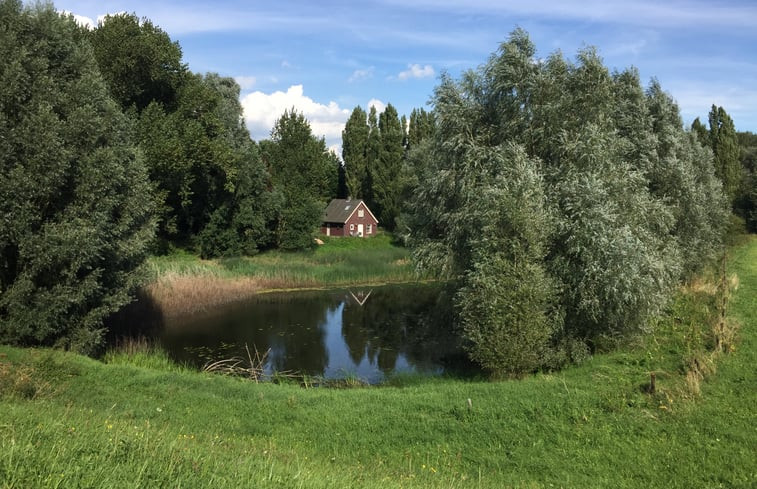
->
[162,291,334,375]
[160,284,465,378]
[340,284,458,374]
[241,292,333,375]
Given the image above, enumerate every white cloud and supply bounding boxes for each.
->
[348,67,374,83]
[234,76,257,90]
[58,10,95,29]
[281,60,292,68]
[398,63,435,80]
[240,85,350,145]
[366,99,386,113]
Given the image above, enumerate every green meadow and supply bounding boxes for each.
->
[149,233,419,289]
[1,236,755,488]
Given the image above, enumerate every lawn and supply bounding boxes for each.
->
[0,237,755,488]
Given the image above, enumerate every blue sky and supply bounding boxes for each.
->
[50,0,757,151]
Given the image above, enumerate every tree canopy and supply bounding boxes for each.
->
[0,1,155,352]
[408,29,728,374]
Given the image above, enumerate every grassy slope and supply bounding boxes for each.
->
[1,237,755,488]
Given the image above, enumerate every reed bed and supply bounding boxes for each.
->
[145,235,421,317]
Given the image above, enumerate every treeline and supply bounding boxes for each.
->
[341,105,434,229]
[0,2,337,351]
[399,29,747,375]
[85,12,340,255]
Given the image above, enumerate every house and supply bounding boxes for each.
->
[321,198,378,237]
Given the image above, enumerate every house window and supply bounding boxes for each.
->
[350,224,354,231]
[358,209,364,218]
[367,224,372,234]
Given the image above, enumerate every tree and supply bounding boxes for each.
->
[373,104,404,230]
[735,131,757,231]
[88,12,186,112]
[708,105,741,204]
[454,145,559,375]
[409,29,726,372]
[365,105,381,207]
[0,1,155,352]
[407,108,435,149]
[263,109,335,249]
[341,106,369,199]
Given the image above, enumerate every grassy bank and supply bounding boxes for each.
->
[146,234,421,316]
[1,237,755,488]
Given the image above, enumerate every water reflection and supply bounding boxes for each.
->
[159,284,461,383]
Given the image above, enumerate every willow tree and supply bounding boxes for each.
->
[0,1,155,352]
[410,29,726,373]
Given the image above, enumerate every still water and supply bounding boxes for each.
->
[157,284,463,383]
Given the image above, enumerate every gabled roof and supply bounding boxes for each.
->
[323,199,378,224]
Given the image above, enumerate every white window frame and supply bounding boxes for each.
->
[367,224,372,234]
[350,223,355,231]
[358,209,364,218]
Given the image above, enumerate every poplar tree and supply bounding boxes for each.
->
[365,106,381,207]
[341,106,369,199]
[374,104,404,230]
[708,105,741,203]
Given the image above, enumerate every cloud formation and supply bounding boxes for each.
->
[398,63,435,80]
[234,76,257,90]
[240,85,350,144]
[348,67,374,83]
[366,98,386,113]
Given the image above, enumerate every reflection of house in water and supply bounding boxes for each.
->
[347,289,372,306]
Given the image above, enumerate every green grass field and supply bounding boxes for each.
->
[1,237,755,488]
[149,233,419,289]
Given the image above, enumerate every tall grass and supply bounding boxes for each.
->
[145,234,422,316]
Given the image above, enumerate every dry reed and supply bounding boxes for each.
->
[146,274,264,318]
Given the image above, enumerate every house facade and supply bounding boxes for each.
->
[321,199,378,237]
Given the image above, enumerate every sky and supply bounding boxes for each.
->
[48,0,757,152]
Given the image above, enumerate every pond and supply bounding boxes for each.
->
[115,284,467,384]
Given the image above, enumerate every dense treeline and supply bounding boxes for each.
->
[0,3,339,351]
[341,105,434,230]
[405,30,732,374]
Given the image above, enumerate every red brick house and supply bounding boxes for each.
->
[321,199,378,237]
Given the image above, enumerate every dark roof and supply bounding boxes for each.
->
[322,199,377,224]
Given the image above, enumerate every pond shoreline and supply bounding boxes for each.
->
[144,274,437,319]
[143,234,426,318]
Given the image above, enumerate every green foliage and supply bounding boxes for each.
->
[342,106,369,199]
[455,145,560,374]
[89,15,276,257]
[708,105,741,203]
[373,104,404,230]
[263,109,336,249]
[87,12,185,112]
[410,29,728,372]
[0,1,155,352]
[407,108,435,149]
[735,131,757,231]
[365,105,381,207]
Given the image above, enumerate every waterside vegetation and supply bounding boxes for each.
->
[144,234,420,317]
[1,237,754,488]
